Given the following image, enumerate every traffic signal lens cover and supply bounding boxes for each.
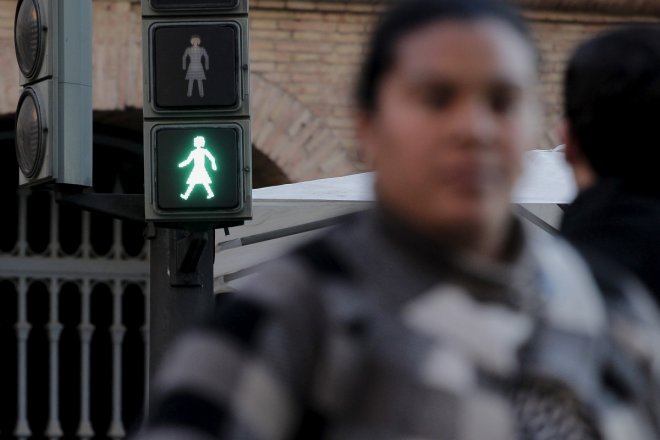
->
[15,88,45,179]
[152,23,239,110]
[150,0,239,9]
[14,0,44,79]
[155,127,241,211]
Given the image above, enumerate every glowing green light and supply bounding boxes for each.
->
[178,135,218,200]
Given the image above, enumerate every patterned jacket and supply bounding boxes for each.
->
[137,210,660,440]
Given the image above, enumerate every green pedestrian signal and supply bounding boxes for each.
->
[155,125,240,211]
[178,136,218,201]
[144,123,251,223]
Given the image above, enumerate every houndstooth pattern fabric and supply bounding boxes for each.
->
[135,210,660,440]
[511,378,602,440]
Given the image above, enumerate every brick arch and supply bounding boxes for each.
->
[251,73,356,182]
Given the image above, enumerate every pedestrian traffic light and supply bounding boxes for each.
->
[14,0,92,187]
[142,0,251,224]
[148,22,245,114]
[146,122,249,215]
[148,0,243,9]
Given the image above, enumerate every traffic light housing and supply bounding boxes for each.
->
[14,0,92,187]
[142,0,251,225]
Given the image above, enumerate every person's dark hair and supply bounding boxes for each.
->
[564,25,660,189]
[356,0,533,114]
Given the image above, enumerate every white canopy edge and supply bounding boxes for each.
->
[214,149,575,291]
[252,149,577,205]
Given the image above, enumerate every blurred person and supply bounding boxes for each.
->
[136,1,660,439]
[561,25,660,302]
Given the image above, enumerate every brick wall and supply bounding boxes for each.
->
[249,0,380,179]
[0,0,658,181]
[0,2,19,114]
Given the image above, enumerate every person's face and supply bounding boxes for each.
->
[359,19,540,248]
[191,37,201,46]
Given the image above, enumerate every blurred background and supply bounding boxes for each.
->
[1,1,659,439]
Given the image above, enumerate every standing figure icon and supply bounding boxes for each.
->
[182,34,209,98]
[179,136,218,200]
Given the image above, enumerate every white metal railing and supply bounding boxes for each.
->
[0,189,149,440]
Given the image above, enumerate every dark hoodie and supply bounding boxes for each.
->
[561,178,660,303]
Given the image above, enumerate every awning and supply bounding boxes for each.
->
[214,149,576,291]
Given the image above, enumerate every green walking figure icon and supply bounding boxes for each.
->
[179,136,218,200]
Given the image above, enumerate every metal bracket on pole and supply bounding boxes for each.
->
[169,230,212,286]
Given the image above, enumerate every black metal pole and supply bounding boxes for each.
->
[147,225,215,381]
